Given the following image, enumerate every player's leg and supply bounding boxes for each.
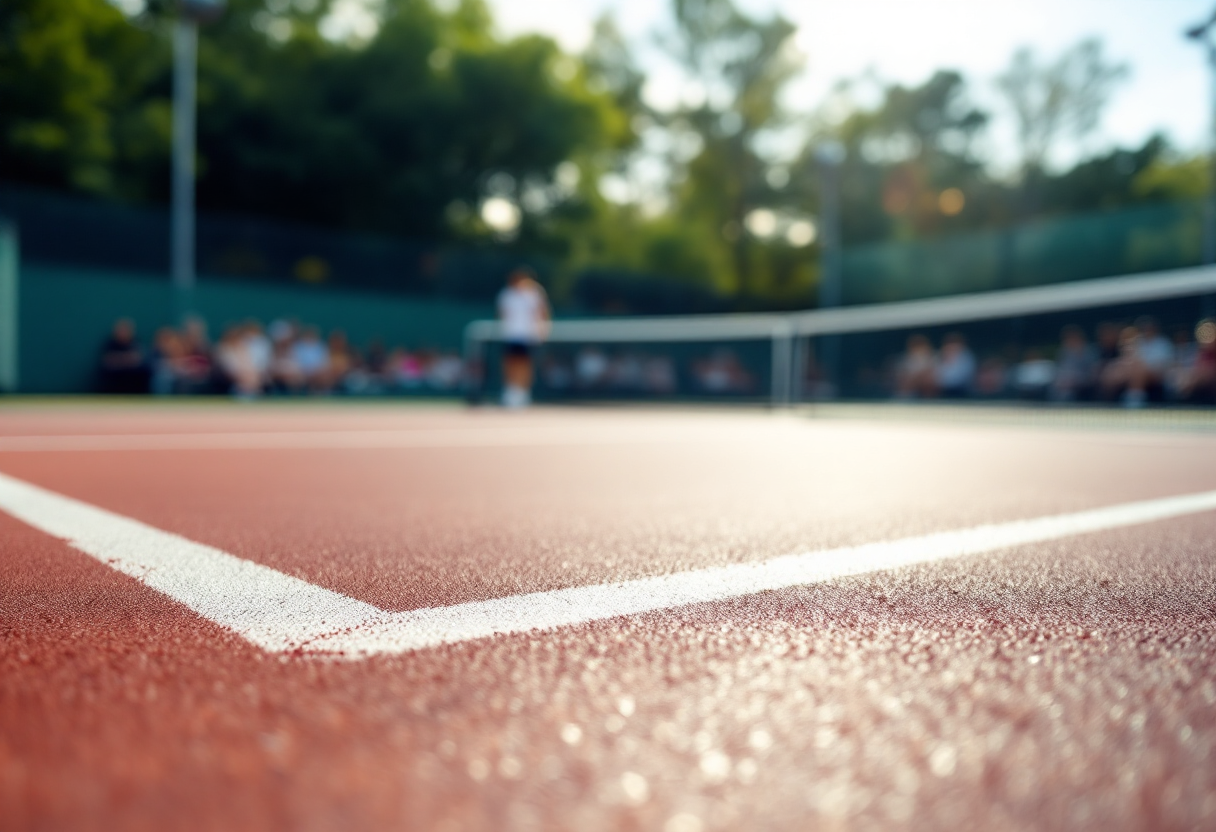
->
[502,345,530,407]
[518,351,534,405]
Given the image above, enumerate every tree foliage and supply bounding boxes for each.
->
[3,0,626,242]
[0,0,168,194]
[0,0,1200,311]
[995,39,1129,176]
[664,0,804,297]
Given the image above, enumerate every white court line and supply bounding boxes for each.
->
[0,426,757,453]
[2,469,1215,658]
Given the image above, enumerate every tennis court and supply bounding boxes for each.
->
[3,401,1215,831]
[12,0,1216,829]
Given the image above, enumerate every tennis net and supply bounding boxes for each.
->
[464,265,1216,407]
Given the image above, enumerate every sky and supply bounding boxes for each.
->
[488,0,1216,169]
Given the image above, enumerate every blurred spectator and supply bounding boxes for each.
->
[326,331,358,391]
[896,335,937,399]
[427,351,464,390]
[292,327,330,391]
[1095,322,1121,383]
[151,327,184,395]
[89,311,483,400]
[266,320,301,393]
[611,352,646,391]
[216,324,263,398]
[1179,319,1216,404]
[245,321,272,385]
[270,337,305,393]
[1102,318,1172,407]
[1051,325,1098,402]
[543,355,574,391]
[81,310,1216,408]
[935,333,975,398]
[1013,350,1056,400]
[694,349,752,394]
[644,356,677,395]
[347,339,388,394]
[178,317,214,393]
[576,347,610,389]
[97,319,150,394]
[1135,317,1173,402]
[1166,328,1197,401]
[389,349,426,388]
[973,357,1009,397]
[364,340,388,378]
[1099,326,1139,403]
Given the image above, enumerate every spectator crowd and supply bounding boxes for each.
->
[96,313,1216,406]
[890,316,1216,406]
[539,346,755,397]
[97,317,466,398]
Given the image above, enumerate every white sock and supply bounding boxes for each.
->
[502,385,527,408]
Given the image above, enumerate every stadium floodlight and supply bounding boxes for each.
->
[172,0,225,320]
[1186,7,1216,265]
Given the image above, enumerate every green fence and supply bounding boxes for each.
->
[14,264,492,394]
[4,190,1209,392]
[842,200,1204,305]
[0,186,548,301]
[0,222,17,392]
[2,185,1207,314]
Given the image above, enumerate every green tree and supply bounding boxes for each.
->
[0,0,166,195]
[1039,134,1168,212]
[796,70,995,247]
[188,0,623,240]
[2,0,627,246]
[995,39,1129,178]
[661,0,803,296]
[1132,152,1209,202]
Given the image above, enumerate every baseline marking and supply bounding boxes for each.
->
[0,426,766,453]
[2,470,1215,658]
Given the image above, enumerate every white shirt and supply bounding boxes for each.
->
[245,332,272,373]
[498,283,546,343]
[292,339,329,375]
[936,348,976,389]
[1015,359,1057,389]
[1137,335,1173,372]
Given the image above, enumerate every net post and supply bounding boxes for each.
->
[770,320,795,408]
[790,334,806,405]
[462,323,485,406]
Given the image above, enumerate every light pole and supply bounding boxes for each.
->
[171,0,224,321]
[814,140,846,309]
[814,140,845,397]
[1187,8,1216,266]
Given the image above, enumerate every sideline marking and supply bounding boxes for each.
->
[2,470,1215,658]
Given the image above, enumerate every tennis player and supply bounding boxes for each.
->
[497,267,550,408]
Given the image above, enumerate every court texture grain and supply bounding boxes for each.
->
[1,401,1215,832]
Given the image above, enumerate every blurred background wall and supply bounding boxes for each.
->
[17,262,491,392]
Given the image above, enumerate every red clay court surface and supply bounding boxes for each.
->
[2,402,1215,831]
